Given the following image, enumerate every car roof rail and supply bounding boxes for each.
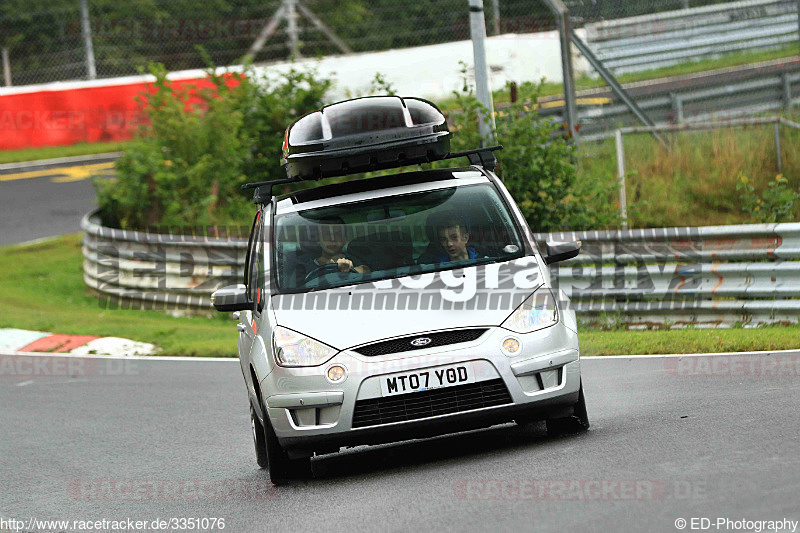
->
[444,145,503,171]
[242,177,304,204]
[241,145,505,204]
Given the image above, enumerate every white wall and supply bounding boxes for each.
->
[254,30,588,100]
[0,29,586,101]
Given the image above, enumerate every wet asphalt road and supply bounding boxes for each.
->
[0,157,114,246]
[2,354,798,533]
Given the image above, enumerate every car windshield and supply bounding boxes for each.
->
[273,182,525,293]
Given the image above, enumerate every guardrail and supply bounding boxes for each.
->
[536,57,800,140]
[82,211,800,327]
[585,0,799,75]
[81,212,247,314]
[539,223,800,327]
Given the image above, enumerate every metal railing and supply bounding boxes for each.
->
[611,116,800,230]
[539,223,800,327]
[536,57,800,140]
[585,0,800,75]
[82,212,800,327]
[81,212,246,313]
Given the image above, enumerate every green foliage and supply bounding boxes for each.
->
[94,62,331,229]
[442,66,619,231]
[737,174,800,223]
[370,72,397,96]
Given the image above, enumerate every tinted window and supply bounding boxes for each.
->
[273,183,524,293]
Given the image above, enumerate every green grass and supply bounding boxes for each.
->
[0,234,235,357]
[574,119,800,228]
[0,141,129,165]
[1,234,798,357]
[580,326,800,356]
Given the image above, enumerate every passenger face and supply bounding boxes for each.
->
[320,224,346,256]
[438,225,469,260]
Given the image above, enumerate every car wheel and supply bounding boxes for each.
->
[546,380,590,436]
[262,414,312,485]
[250,405,269,469]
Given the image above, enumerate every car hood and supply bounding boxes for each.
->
[270,257,542,350]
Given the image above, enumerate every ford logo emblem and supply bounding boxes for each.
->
[410,337,432,347]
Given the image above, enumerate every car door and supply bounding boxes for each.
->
[238,210,262,362]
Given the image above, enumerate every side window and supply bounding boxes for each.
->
[243,211,261,287]
[256,242,266,311]
[248,222,263,307]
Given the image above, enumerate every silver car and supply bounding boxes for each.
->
[212,97,588,484]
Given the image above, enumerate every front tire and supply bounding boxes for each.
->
[251,405,269,469]
[546,380,590,436]
[263,414,312,485]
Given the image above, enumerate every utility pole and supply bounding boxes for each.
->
[468,0,496,144]
[80,0,97,79]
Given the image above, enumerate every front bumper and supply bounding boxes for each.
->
[261,323,581,453]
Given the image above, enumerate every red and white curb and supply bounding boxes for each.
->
[0,328,157,357]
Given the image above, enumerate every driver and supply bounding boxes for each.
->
[291,217,370,285]
[316,217,371,273]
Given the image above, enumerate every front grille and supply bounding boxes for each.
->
[352,378,512,428]
[353,328,488,357]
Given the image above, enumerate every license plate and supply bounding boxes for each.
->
[380,362,475,397]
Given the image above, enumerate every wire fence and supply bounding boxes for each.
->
[1,0,784,85]
[1,0,799,142]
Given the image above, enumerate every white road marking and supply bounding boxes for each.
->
[583,348,800,360]
[16,380,34,387]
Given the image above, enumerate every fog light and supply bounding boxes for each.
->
[327,365,346,382]
[502,337,521,355]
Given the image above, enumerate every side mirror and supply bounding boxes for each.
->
[544,241,581,265]
[211,284,251,312]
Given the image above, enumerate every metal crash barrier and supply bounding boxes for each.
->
[83,211,800,326]
[537,224,800,327]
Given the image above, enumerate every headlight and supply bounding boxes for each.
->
[272,326,338,367]
[501,287,558,333]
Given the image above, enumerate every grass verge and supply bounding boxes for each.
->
[1,234,798,357]
[575,115,800,228]
[0,141,129,165]
[581,326,800,356]
[0,234,234,357]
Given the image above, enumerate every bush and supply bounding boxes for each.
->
[97,61,612,232]
[737,173,800,223]
[443,72,620,231]
[94,63,331,229]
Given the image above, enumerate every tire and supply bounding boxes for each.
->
[546,380,590,436]
[262,414,312,485]
[251,405,269,469]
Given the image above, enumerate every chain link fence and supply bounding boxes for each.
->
[0,1,741,85]
[1,0,799,139]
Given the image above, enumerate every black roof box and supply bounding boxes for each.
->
[281,96,450,180]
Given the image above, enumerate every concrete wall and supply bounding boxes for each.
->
[0,30,585,149]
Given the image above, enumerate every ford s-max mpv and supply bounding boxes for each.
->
[212,96,588,484]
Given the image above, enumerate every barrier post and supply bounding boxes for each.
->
[615,129,629,230]
[775,119,783,174]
